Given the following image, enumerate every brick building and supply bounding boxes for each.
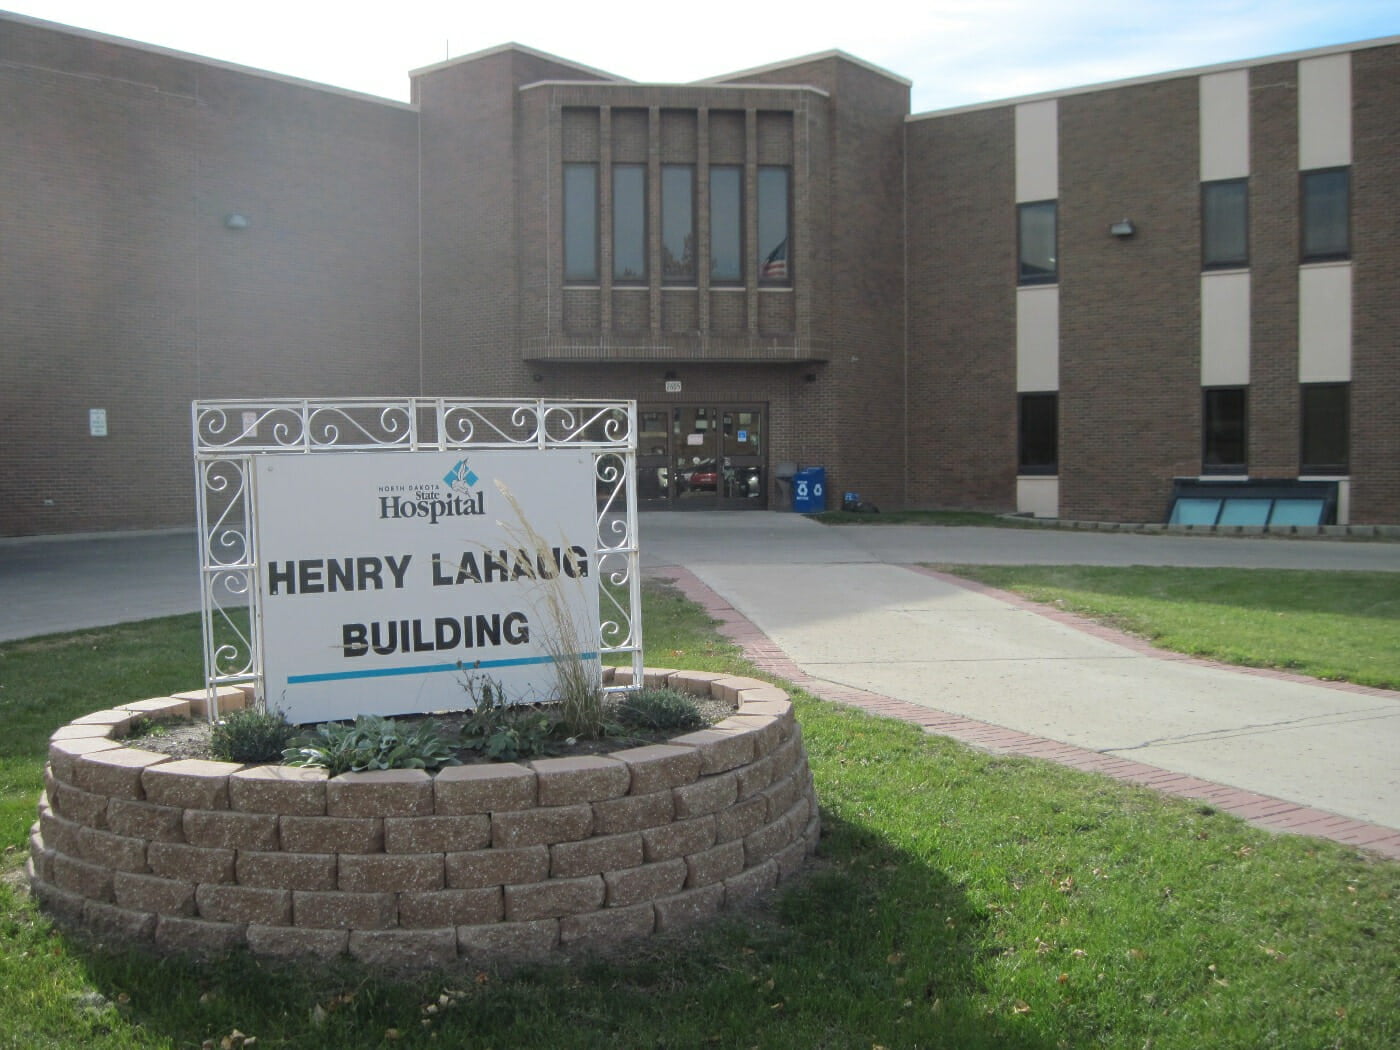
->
[2,12,1396,535]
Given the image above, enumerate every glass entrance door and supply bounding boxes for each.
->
[637,403,766,509]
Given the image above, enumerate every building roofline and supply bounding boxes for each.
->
[696,49,912,88]
[518,78,831,99]
[0,10,417,110]
[409,42,626,82]
[908,33,1400,122]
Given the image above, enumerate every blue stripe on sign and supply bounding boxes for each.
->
[287,652,599,685]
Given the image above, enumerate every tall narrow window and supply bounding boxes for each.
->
[710,166,742,283]
[612,164,646,282]
[1018,393,1058,475]
[661,165,695,283]
[1018,201,1057,284]
[1203,387,1247,474]
[1300,383,1349,474]
[757,166,790,283]
[1301,168,1349,262]
[1202,179,1248,269]
[563,163,598,282]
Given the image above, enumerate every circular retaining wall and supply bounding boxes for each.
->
[28,669,819,967]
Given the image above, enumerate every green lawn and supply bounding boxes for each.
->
[0,583,1396,1049]
[937,565,1400,690]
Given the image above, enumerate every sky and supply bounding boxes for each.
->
[6,1,1398,112]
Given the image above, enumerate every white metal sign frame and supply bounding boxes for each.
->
[192,398,642,722]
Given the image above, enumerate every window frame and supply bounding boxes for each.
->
[1201,178,1249,270]
[1299,382,1350,475]
[611,163,647,284]
[757,165,791,285]
[1202,386,1248,475]
[563,163,599,284]
[661,164,695,285]
[1017,200,1058,286]
[709,165,743,284]
[1300,167,1350,263]
[1017,392,1059,476]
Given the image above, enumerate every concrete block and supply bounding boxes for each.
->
[384,814,490,853]
[114,871,196,916]
[195,883,292,926]
[673,771,738,818]
[668,728,755,775]
[349,928,458,969]
[142,758,241,810]
[236,851,337,890]
[612,744,702,794]
[458,918,558,959]
[327,769,433,818]
[338,852,444,893]
[591,790,674,834]
[74,747,171,799]
[550,832,644,878]
[52,853,115,901]
[685,839,745,888]
[279,815,384,854]
[603,857,687,908]
[640,815,716,862]
[83,899,156,943]
[48,781,109,828]
[559,902,655,948]
[724,858,778,904]
[715,795,768,843]
[531,755,631,805]
[445,846,549,889]
[246,924,348,958]
[182,809,279,851]
[398,887,503,928]
[106,798,185,842]
[229,765,327,815]
[47,737,125,785]
[155,915,247,956]
[653,883,725,932]
[147,841,237,884]
[434,763,537,814]
[504,875,604,921]
[293,890,397,930]
[74,826,148,873]
[491,804,593,849]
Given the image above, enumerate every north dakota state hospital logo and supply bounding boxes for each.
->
[377,458,485,524]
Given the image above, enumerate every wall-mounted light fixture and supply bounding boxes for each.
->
[224,213,251,231]
[1109,219,1136,238]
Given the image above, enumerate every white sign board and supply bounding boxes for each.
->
[253,449,599,724]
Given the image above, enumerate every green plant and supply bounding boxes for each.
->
[612,686,705,731]
[282,714,460,775]
[209,707,296,763]
[459,675,559,761]
[124,716,169,740]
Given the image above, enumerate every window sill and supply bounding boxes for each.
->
[1201,266,1249,276]
[1299,258,1351,270]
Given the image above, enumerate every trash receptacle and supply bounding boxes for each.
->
[792,467,826,513]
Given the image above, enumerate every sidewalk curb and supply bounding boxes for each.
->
[654,565,1400,862]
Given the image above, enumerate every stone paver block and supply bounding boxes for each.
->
[339,852,444,893]
[550,832,643,878]
[293,890,397,930]
[653,883,726,932]
[247,924,348,958]
[531,756,630,805]
[559,902,655,948]
[114,871,196,916]
[142,758,240,810]
[743,816,795,867]
[74,826,148,872]
[120,697,193,719]
[327,769,433,817]
[445,846,549,889]
[665,671,728,697]
[31,878,88,926]
[45,737,124,786]
[434,763,536,814]
[84,898,156,943]
[504,875,604,921]
[236,851,337,890]
[603,857,688,908]
[70,709,137,731]
[48,781,110,828]
[38,809,81,856]
[673,771,739,818]
[641,815,717,862]
[458,918,558,959]
[724,858,778,904]
[196,883,291,926]
[716,795,769,843]
[685,839,745,888]
[349,928,458,969]
[279,815,383,854]
[774,836,810,880]
[667,729,755,775]
[591,790,674,834]
[613,744,702,794]
[384,814,490,853]
[735,751,778,799]
[229,765,327,815]
[714,714,783,756]
[147,841,236,883]
[708,676,767,705]
[73,750,170,800]
[172,687,247,719]
[53,853,115,902]
[761,770,804,822]
[398,887,503,928]
[106,798,185,842]
[155,915,248,956]
[734,689,791,711]
[491,804,593,849]
[50,723,116,742]
[183,809,278,851]
[640,667,679,687]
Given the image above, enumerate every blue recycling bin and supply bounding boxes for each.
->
[792,467,826,513]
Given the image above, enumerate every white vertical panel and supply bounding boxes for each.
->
[1200,70,1249,180]
[1016,478,1059,518]
[1299,53,1352,169]
[1201,272,1251,386]
[1299,264,1353,382]
[1015,100,1058,202]
[1017,286,1060,392]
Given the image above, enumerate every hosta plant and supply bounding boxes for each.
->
[282,714,460,776]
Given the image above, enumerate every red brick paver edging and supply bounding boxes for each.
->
[29,671,820,964]
[658,566,1400,862]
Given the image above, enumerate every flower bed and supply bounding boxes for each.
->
[28,669,818,967]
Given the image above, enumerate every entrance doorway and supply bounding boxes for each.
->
[637,404,767,509]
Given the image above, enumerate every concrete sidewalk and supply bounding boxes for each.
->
[3,514,1397,850]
